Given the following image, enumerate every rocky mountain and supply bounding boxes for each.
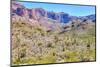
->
[11,1,95,32]
[79,14,96,22]
[12,2,70,23]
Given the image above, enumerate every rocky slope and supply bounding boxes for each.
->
[11,1,95,31]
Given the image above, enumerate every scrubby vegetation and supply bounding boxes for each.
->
[11,21,96,65]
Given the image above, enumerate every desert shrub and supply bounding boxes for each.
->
[12,21,95,64]
[37,42,43,46]
[64,51,80,62]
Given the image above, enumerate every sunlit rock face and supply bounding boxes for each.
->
[11,1,95,31]
[12,1,95,25]
[11,2,71,23]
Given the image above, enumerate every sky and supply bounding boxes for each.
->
[18,1,95,16]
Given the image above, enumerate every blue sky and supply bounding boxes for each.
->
[18,1,95,16]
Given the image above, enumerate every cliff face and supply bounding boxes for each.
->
[12,2,95,22]
[12,2,70,23]
[11,1,95,32]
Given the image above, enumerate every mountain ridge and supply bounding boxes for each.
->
[12,1,95,23]
[11,1,95,32]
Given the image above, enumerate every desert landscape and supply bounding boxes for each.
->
[11,1,96,65]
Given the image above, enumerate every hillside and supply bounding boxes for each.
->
[11,1,96,65]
